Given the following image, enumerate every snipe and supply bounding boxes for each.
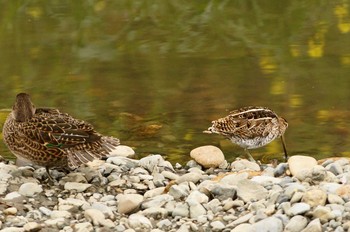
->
[204,106,288,162]
[2,93,120,180]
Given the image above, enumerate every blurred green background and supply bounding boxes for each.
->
[1,0,350,164]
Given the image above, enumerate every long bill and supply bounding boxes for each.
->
[281,135,288,161]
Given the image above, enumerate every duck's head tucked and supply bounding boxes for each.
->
[13,93,36,122]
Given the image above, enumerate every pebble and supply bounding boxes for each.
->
[302,189,327,207]
[1,154,350,231]
[190,145,225,168]
[64,182,92,192]
[18,182,43,197]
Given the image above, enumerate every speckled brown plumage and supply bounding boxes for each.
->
[3,93,120,179]
[205,106,288,162]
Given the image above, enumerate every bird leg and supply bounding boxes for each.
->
[281,135,288,161]
[45,167,55,182]
[244,148,256,163]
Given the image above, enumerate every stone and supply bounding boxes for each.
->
[251,176,281,186]
[205,183,236,201]
[84,209,106,226]
[157,219,172,230]
[236,179,268,202]
[190,145,225,168]
[296,165,327,183]
[50,210,71,219]
[23,222,42,232]
[210,221,226,231]
[73,222,93,232]
[231,159,260,171]
[144,187,165,198]
[231,223,252,232]
[326,162,343,175]
[128,214,153,230]
[336,185,350,199]
[220,172,249,185]
[302,189,327,207]
[108,145,135,157]
[161,170,179,180]
[64,182,92,192]
[4,191,22,201]
[106,156,138,169]
[169,183,190,200]
[18,183,43,197]
[4,207,17,215]
[91,202,114,219]
[288,155,317,177]
[312,206,335,223]
[301,218,322,232]
[0,227,25,232]
[117,194,144,214]
[250,217,283,232]
[172,202,190,217]
[186,190,209,204]
[188,202,207,218]
[287,203,311,216]
[176,172,202,184]
[142,207,168,219]
[328,194,344,205]
[284,215,308,232]
[228,213,254,227]
[142,194,174,209]
[139,155,164,172]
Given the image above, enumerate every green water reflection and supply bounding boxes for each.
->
[1,1,350,164]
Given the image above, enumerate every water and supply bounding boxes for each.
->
[1,1,350,164]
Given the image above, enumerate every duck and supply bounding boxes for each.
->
[2,93,120,180]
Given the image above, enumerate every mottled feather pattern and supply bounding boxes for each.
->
[3,93,120,171]
[206,106,288,156]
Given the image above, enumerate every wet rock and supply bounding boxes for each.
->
[117,194,144,214]
[18,182,43,197]
[190,145,225,168]
[302,189,327,207]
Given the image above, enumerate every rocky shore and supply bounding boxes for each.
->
[1,145,350,232]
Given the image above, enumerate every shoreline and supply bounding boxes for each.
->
[0,149,349,231]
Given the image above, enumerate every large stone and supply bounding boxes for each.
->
[128,214,153,230]
[231,159,260,171]
[190,145,225,168]
[236,179,268,202]
[302,189,327,207]
[288,155,317,177]
[117,194,144,214]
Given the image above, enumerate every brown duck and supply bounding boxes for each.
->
[3,93,120,180]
